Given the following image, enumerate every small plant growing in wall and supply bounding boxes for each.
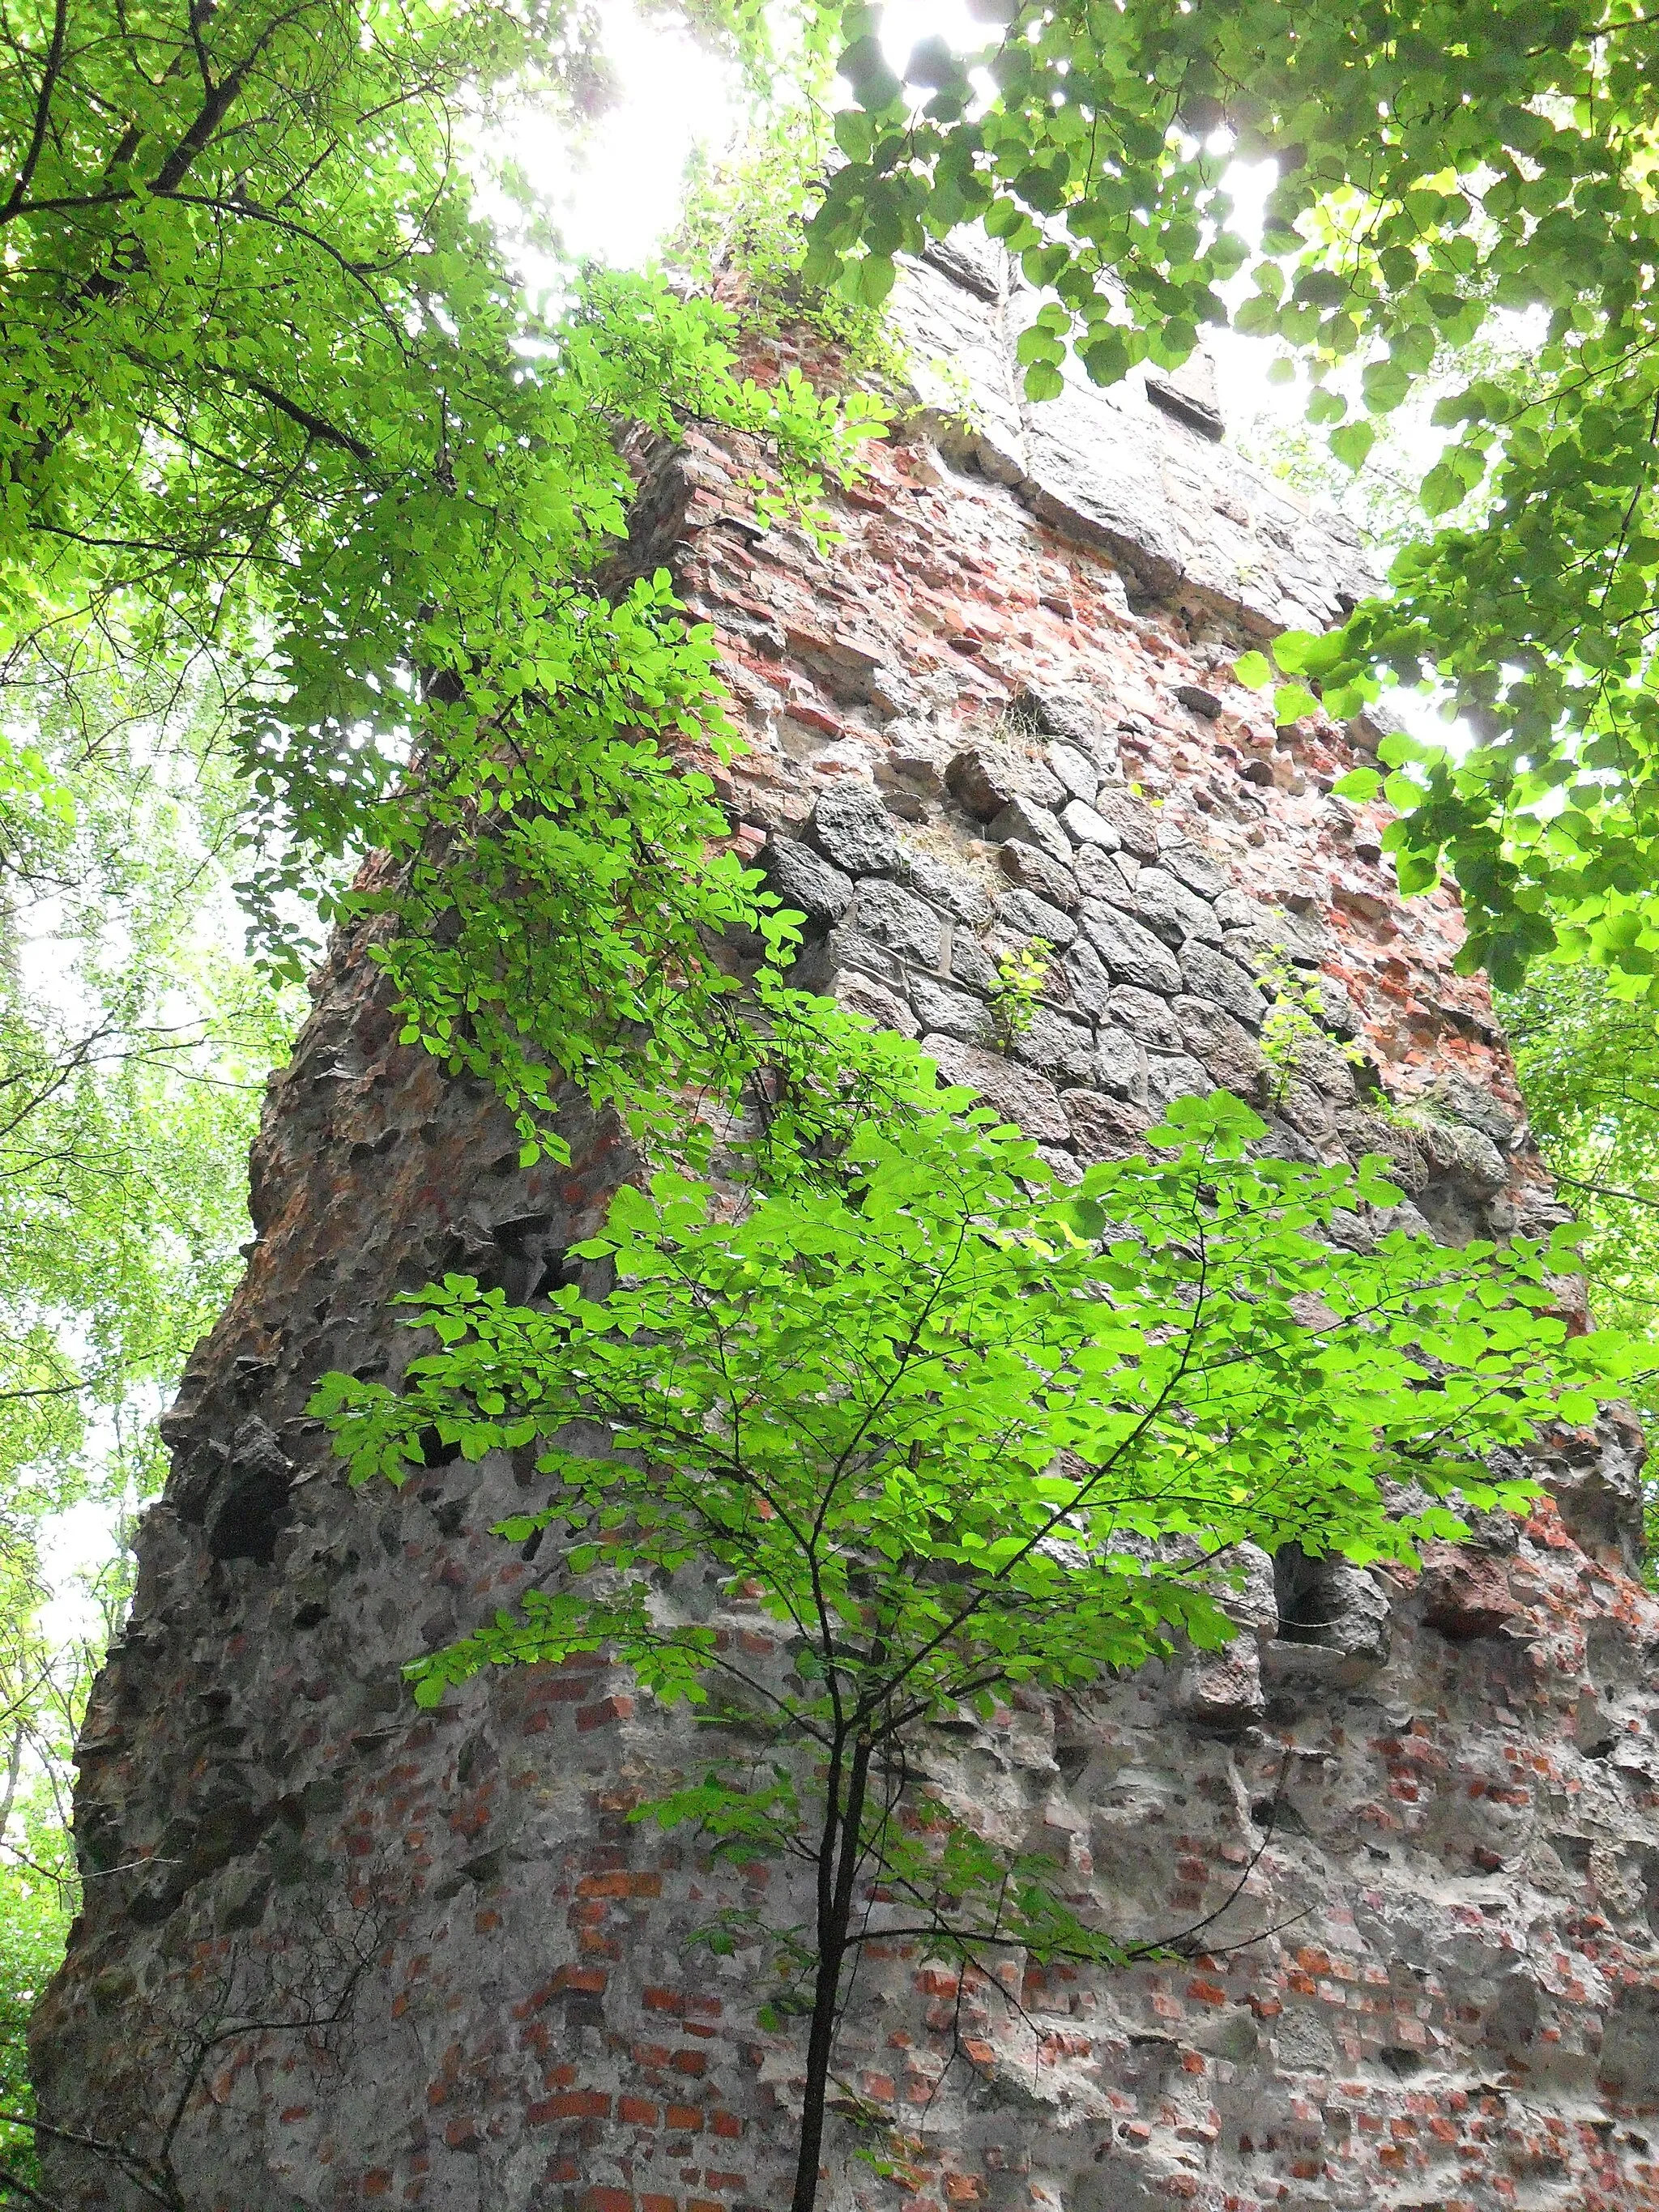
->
[315,1082,1623,2212]
[1256,946,1365,1105]
[988,938,1051,1052]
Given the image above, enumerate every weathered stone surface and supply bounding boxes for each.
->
[986,793,1071,866]
[995,885,1076,948]
[850,877,945,966]
[993,835,1077,910]
[1181,939,1269,1026]
[919,1035,1069,1140]
[37,241,1659,2212]
[808,784,901,876]
[795,921,904,993]
[762,834,854,923]
[1112,983,1183,1050]
[1047,740,1099,805]
[945,740,1063,820]
[907,973,994,1046]
[902,847,993,927]
[1092,1025,1146,1102]
[1174,994,1267,1101]
[1078,901,1183,994]
[834,971,919,1038]
[1009,1004,1096,1087]
[1059,795,1119,849]
[1063,1085,1152,1160]
[1058,936,1115,1021]
[1145,1050,1213,1109]
[1088,782,1162,861]
[1125,863,1224,948]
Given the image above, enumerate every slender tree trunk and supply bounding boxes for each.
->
[790,1733,872,2212]
[0,1720,23,1843]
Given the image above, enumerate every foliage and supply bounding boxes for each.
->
[1255,950,1364,1106]
[987,938,1049,1051]
[1499,964,1659,1413]
[0,664,296,2191]
[316,1080,1625,2212]
[672,122,912,388]
[0,0,886,1175]
[810,0,1659,990]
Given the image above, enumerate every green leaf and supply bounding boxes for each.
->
[1328,420,1376,471]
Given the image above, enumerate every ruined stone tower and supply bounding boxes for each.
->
[35,243,1659,2210]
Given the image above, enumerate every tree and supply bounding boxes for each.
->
[0,0,885,1167]
[315,1081,1626,2212]
[0,667,296,2197]
[808,0,1659,989]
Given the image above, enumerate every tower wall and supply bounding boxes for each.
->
[34,248,1659,2212]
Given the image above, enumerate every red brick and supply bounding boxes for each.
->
[552,1964,607,1994]
[667,2104,704,2132]
[671,2049,707,2077]
[576,1695,635,1733]
[580,2193,634,2212]
[578,1870,663,1899]
[619,2095,660,2125]
[531,2090,611,2122]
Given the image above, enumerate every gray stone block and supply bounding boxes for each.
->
[1158,842,1230,900]
[809,785,901,876]
[851,878,946,968]
[1110,986,1181,1050]
[950,933,996,989]
[1047,742,1098,805]
[945,741,1063,820]
[835,972,919,1039]
[1063,1085,1152,1161]
[1060,797,1120,850]
[1014,680,1120,772]
[1088,783,1162,861]
[1145,1052,1213,1110]
[1060,939,1115,1021]
[910,974,995,1046]
[987,795,1073,867]
[904,849,994,927]
[1011,1006,1097,1087]
[1180,940,1267,1027]
[762,836,854,925]
[996,837,1078,911]
[1093,1026,1147,1103]
[996,888,1077,948]
[1078,903,1183,995]
[1074,843,1140,903]
[1174,995,1266,1102]
[920,1034,1070,1142]
[795,925,904,993]
[1130,866,1223,948]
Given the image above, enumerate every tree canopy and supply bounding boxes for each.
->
[318,1087,1623,2212]
[812,0,1659,990]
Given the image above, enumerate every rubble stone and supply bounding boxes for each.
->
[945,740,1064,820]
[993,836,1077,910]
[808,784,901,876]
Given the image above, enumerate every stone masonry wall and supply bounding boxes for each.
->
[32,244,1659,2212]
